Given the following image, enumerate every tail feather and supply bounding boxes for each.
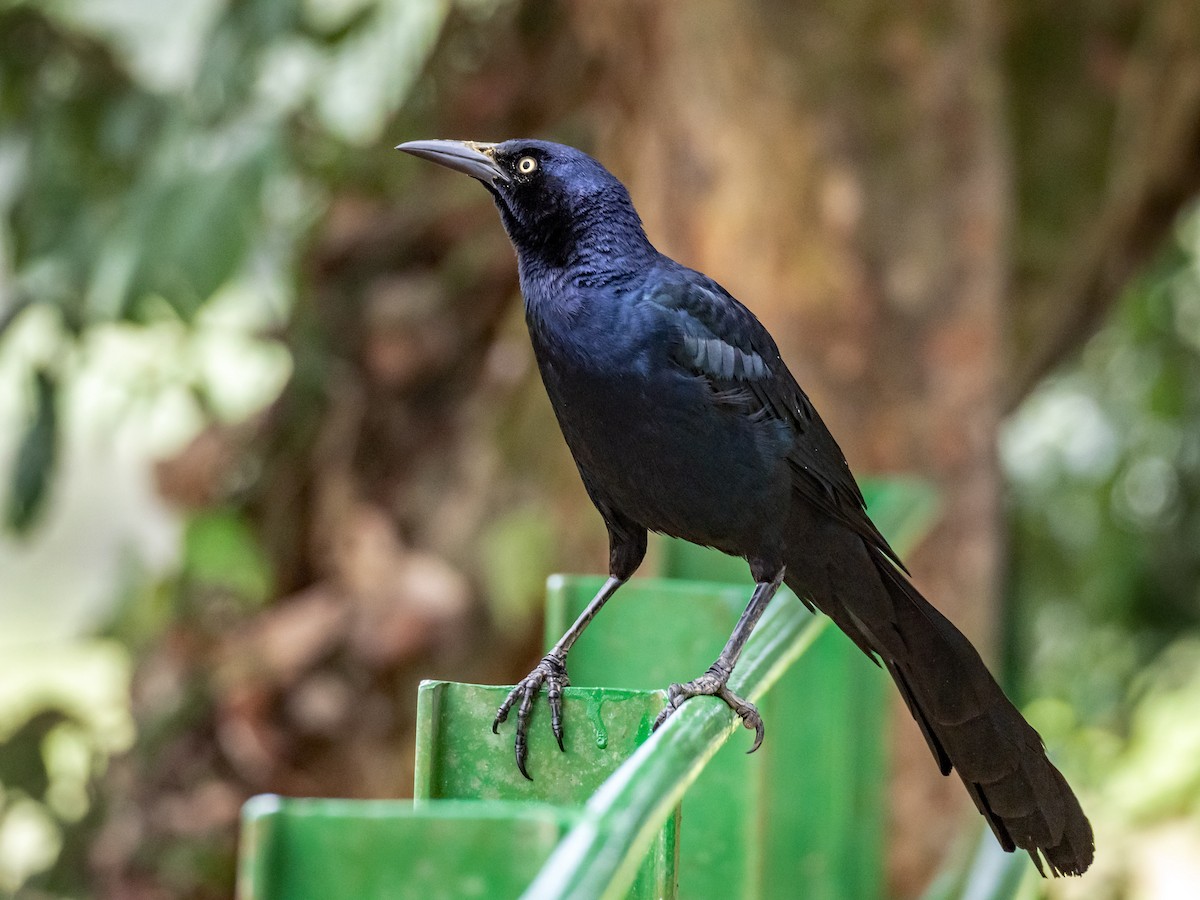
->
[785,537,1095,877]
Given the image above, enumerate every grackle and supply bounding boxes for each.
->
[397,138,1093,876]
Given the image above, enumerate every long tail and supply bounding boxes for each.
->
[784,532,1095,876]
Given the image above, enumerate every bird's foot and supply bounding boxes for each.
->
[652,663,765,753]
[492,653,570,780]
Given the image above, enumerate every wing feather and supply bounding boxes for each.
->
[644,271,905,570]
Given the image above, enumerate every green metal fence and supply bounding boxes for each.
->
[238,480,937,899]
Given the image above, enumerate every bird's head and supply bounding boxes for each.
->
[397,138,651,268]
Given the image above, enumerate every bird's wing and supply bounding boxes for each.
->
[645,273,905,570]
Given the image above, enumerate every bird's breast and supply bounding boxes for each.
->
[533,339,791,551]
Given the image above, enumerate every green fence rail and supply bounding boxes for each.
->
[525,590,827,899]
[238,479,937,900]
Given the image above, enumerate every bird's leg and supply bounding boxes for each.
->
[652,566,785,752]
[493,575,626,780]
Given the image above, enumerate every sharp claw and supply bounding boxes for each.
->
[493,694,513,733]
[514,691,533,780]
[747,717,765,754]
[719,687,766,753]
[552,702,565,751]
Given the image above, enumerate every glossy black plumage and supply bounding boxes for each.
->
[397,138,1094,876]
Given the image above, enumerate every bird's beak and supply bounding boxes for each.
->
[395,140,510,187]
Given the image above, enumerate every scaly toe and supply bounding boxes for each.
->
[651,695,680,732]
[717,686,765,753]
[652,672,767,751]
[492,654,571,779]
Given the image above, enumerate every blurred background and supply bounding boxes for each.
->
[0,0,1198,897]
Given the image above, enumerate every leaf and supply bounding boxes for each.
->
[6,367,59,534]
[0,292,32,343]
[0,709,73,803]
[183,507,273,605]
[480,507,555,636]
[115,134,277,323]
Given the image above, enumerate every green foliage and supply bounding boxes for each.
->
[1004,212,1200,890]
[0,710,68,808]
[0,640,132,893]
[0,0,456,534]
[0,0,458,893]
[5,367,57,532]
[1006,220,1200,713]
[480,506,557,637]
[1105,640,1200,822]
[183,507,274,608]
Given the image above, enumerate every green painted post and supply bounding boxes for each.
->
[413,682,679,898]
[238,796,579,900]
[525,582,830,898]
[544,576,773,899]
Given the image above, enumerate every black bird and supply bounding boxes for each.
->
[397,138,1094,876]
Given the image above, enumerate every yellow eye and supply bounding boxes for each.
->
[517,156,537,175]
